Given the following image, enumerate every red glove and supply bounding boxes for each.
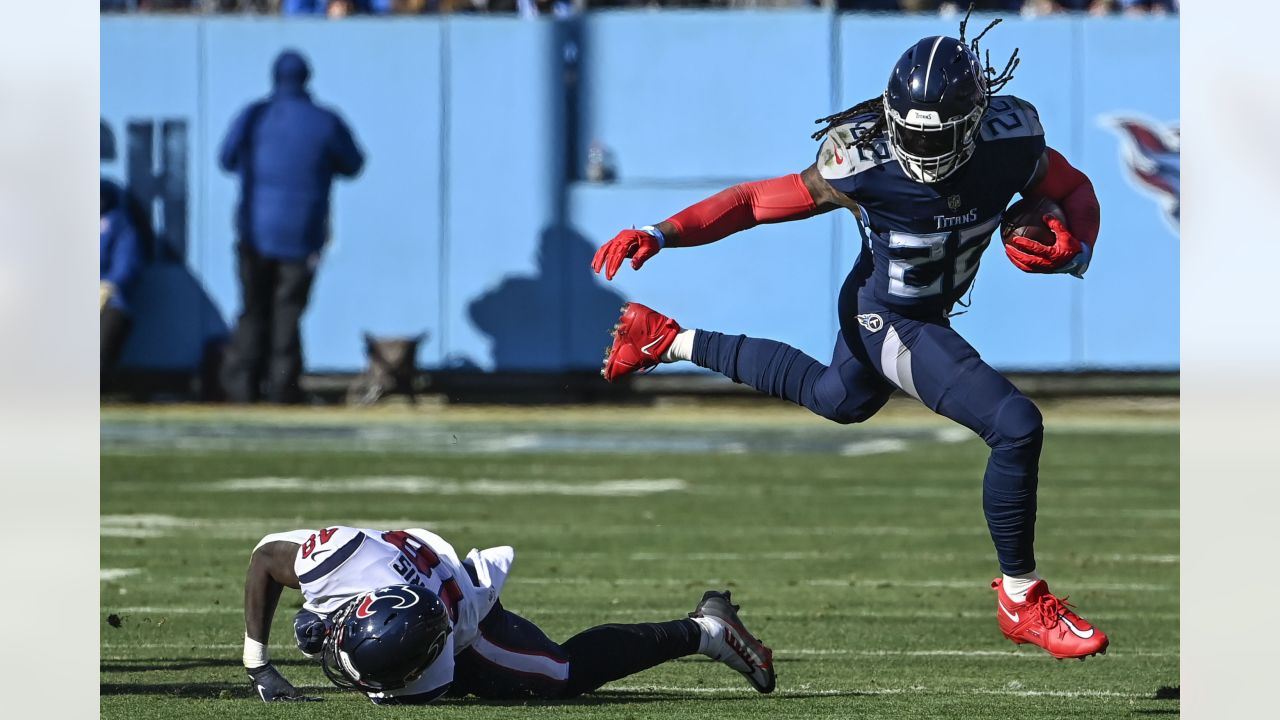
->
[1003,215,1084,274]
[591,229,661,281]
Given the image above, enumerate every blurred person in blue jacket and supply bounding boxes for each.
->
[281,0,394,14]
[218,49,365,404]
[101,180,143,386]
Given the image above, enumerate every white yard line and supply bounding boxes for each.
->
[621,550,1178,565]
[100,568,139,582]
[208,476,687,497]
[100,574,1173,592]
[103,606,1179,622]
[99,517,1179,541]
[839,439,910,456]
[98,642,1178,660]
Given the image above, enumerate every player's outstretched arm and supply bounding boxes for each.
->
[1009,147,1101,277]
[243,539,319,702]
[591,165,848,280]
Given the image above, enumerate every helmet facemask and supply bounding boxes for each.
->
[321,600,376,692]
[883,88,986,184]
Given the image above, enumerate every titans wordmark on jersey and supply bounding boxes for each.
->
[817,95,1046,318]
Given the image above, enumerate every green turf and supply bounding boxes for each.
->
[101,408,1178,718]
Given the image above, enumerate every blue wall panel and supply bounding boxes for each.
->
[1077,18,1179,367]
[101,12,1179,374]
[582,10,835,183]
[442,18,567,371]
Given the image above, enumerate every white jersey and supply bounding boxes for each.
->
[254,526,514,700]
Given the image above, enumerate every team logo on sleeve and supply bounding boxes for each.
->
[856,314,884,333]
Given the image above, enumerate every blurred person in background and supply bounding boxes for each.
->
[834,1,906,12]
[281,0,395,14]
[218,49,365,404]
[101,180,144,389]
[938,0,1025,11]
[1111,0,1176,13]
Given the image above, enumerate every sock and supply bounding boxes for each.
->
[1002,569,1042,603]
[690,614,723,656]
[661,329,697,363]
[558,619,701,698]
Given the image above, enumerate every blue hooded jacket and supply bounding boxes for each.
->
[219,50,365,261]
[100,180,143,314]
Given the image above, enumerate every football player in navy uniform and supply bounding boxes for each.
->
[242,525,774,703]
[592,15,1107,660]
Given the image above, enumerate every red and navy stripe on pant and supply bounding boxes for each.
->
[450,598,701,700]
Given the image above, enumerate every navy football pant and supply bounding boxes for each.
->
[448,599,701,700]
[692,315,1042,576]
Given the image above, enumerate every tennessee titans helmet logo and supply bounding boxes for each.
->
[1106,117,1180,232]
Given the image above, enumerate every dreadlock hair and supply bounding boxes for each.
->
[810,3,1021,148]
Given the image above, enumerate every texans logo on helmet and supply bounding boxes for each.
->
[1105,116,1179,232]
[355,586,421,619]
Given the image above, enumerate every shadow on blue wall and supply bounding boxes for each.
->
[468,225,624,371]
[101,177,230,374]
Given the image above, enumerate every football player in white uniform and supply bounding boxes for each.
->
[243,525,776,704]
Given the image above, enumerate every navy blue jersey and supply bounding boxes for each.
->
[816,95,1046,318]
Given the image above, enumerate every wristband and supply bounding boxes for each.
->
[639,225,666,249]
[244,634,269,669]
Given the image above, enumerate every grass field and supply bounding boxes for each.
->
[101,400,1179,719]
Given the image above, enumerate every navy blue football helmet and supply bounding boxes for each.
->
[321,584,452,693]
[883,35,988,183]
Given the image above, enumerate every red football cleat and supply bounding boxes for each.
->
[601,302,681,382]
[992,578,1109,660]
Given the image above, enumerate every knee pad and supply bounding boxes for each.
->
[990,393,1043,449]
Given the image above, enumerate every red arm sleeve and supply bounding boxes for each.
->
[664,173,819,247]
[1031,147,1101,250]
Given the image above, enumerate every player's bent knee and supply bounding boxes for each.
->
[812,397,882,425]
[989,393,1043,449]
[817,406,868,425]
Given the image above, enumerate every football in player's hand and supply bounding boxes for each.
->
[1000,195,1065,248]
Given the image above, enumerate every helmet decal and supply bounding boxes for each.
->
[320,584,451,695]
[355,586,420,619]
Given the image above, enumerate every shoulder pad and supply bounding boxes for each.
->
[817,115,893,180]
[979,95,1044,142]
[294,527,368,585]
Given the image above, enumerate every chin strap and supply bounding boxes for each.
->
[1031,147,1100,251]
[664,174,820,247]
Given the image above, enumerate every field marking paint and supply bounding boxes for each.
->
[98,642,1178,660]
[934,427,973,443]
[839,439,910,456]
[972,688,1160,699]
[104,605,1178,623]
[607,685,918,697]
[777,648,1178,659]
[802,578,1173,592]
[211,476,687,497]
[509,577,1175,592]
[624,550,1178,565]
[101,515,457,537]
[99,515,1177,543]
[103,572,1173,593]
[101,568,139,582]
